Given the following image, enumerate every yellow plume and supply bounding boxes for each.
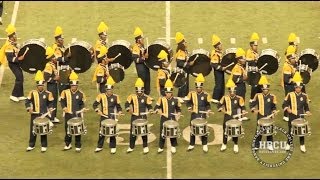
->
[164,79,173,88]
[5,24,16,36]
[34,70,44,81]
[212,34,221,46]
[258,75,269,85]
[235,48,245,58]
[286,45,296,56]
[195,73,205,83]
[133,27,143,38]
[135,78,144,88]
[292,72,303,83]
[45,46,55,59]
[175,32,185,44]
[97,21,108,34]
[250,32,259,42]
[157,50,168,60]
[69,71,79,81]
[288,33,297,43]
[97,45,108,58]
[226,78,236,88]
[106,76,116,86]
[54,26,63,37]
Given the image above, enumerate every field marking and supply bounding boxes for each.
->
[166,140,172,179]
[0,1,20,87]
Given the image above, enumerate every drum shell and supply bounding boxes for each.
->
[67,117,85,136]
[66,41,93,73]
[291,118,310,137]
[257,118,275,136]
[163,120,179,138]
[190,118,208,136]
[100,119,118,137]
[299,48,319,72]
[221,48,237,74]
[225,119,243,137]
[132,119,149,136]
[33,117,51,135]
[188,49,211,77]
[107,40,132,69]
[257,49,279,75]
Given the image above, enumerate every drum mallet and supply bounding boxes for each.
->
[233,111,248,118]
[199,111,214,115]
[258,63,268,71]
[223,62,235,70]
[172,72,180,85]
[113,53,122,60]
[22,47,30,57]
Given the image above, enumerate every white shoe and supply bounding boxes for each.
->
[94,148,103,153]
[300,145,306,153]
[171,147,176,154]
[75,148,81,152]
[143,147,149,154]
[267,145,274,151]
[18,96,27,101]
[233,145,239,153]
[158,148,164,153]
[211,99,219,104]
[52,118,60,123]
[41,147,47,152]
[26,146,35,151]
[283,117,289,122]
[126,148,134,153]
[10,96,19,102]
[285,144,290,151]
[249,99,254,103]
[110,148,116,154]
[64,144,72,150]
[220,144,227,152]
[187,145,194,151]
[203,145,208,152]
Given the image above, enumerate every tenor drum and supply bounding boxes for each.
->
[132,119,149,136]
[291,118,311,137]
[145,40,173,71]
[107,40,132,69]
[18,39,47,74]
[221,48,237,74]
[108,63,125,83]
[66,41,93,73]
[100,119,118,137]
[33,117,52,135]
[190,118,208,136]
[225,119,243,137]
[162,120,180,138]
[169,67,187,88]
[257,117,275,136]
[67,117,86,136]
[257,49,280,75]
[188,49,212,77]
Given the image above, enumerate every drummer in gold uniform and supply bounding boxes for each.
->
[156,50,170,97]
[125,78,154,154]
[282,72,311,153]
[250,75,277,151]
[210,34,226,103]
[154,79,182,154]
[246,33,261,103]
[60,71,87,152]
[25,71,54,153]
[218,79,246,153]
[94,21,108,59]
[93,76,123,154]
[185,73,212,153]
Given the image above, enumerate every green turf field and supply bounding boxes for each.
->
[0,1,320,178]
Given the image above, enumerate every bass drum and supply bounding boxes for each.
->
[299,48,319,72]
[187,48,211,77]
[108,63,125,83]
[18,39,47,74]
[221,48,237,75]
[169,67,187,88]
[107,40,132,69]
[65,41,93,73]
[257,49,279,75]
[145,40,173,71]
[247,72,261,86]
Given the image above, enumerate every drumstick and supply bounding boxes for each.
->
[172,72,179,85]
[22,47,30,57]
[223,62,235,69]
[146,37,149,54]
[171,113,184,117]
[258,63,268,71]
[199,111,215,115]
[266,110,280,119]
[40,108,56,119]
[233,111,248,118]
[299,60,302,73]
[189,54,199,65]
[113,53,121,59]
[153,65,160,69]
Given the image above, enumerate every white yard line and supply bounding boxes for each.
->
[165,2,172,179]
[0,1,20,87]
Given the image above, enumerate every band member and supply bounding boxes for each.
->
[94,21,108,59]
[156,50,170,97]
[53,26,71,93]
[132,27,151,95]
[218,79,246,153]
[125,78,153,154]
[175,32,193,98]
[250,75,277,150]
[283,72,311,153]
[44,46,60,123]
[4,24,26,102]
[92,46,112,93]
[281,45,298,122]
[93,76,123,154]
[154,79,182,154]
[25,70,54,152]
[60,71,86,152]
[231,48,247,102]
[210,34,225,103]
[185,73,212,153]
[246,32,261,102]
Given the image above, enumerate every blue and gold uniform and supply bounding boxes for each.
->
[156,50,170,96]
[94,21,108,60]
[231,48,247,101]
[92,46,109,93]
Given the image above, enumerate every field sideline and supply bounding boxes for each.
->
[0,1,320,178]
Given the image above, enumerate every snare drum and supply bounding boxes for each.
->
[257,117,275,136]
[108,63,125,83]
[33,117,52,135]
[225,119,244,137]
[169,67,187,88]
[257,49,280,75]
[100,119,118,137]
[162,120,180,138]
[190,118,208,136]
[132,119,149,136]
[67,117,85,136]
[291,118,311,137]
[188,49,211,77]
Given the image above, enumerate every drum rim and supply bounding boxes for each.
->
[69,40,92,50]
[21,39,46,48]
[110,39,131,48]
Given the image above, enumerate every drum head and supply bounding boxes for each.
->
[221,48,237,74]
[34,117,50,124]
[164,120,179,127]
[67,117,83,125]
[101,119,117,126]
[299,49,319,71]
[18,39,47,74]
[169,71,187,88]
[247,72,261,86]
[107,40,132,69]
[300,71,311,84]
[291,118,307,126]
[133,119,148,125]
[145,40,173,71]
[66,41,93,73]
[258,118,274,126]
[257,50,279,75]
[226,119,242,127]
[188,49,211,77]
[109,68,124,83]
[191,118,207,125]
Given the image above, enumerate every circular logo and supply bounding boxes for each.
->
[251,125,294,168]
